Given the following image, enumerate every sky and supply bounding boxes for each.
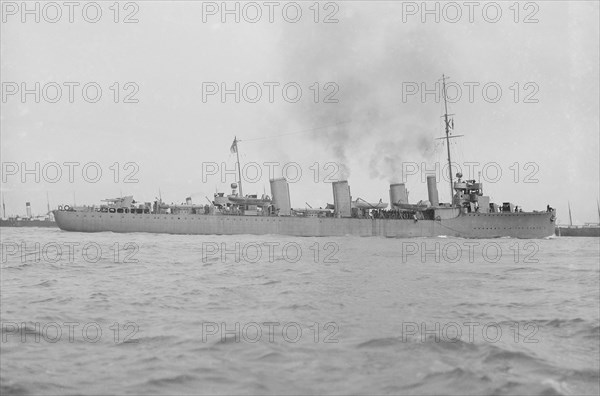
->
[1,0,599,224]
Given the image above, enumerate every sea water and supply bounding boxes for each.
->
[1,228,598,395]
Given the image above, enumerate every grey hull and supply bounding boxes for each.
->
[53,210,555,239]
[0,219,57,228]
[555,226,600,237]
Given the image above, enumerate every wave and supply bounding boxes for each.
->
[521,318,599,337]
[145,374,198,387]
[256,351,284,361]
[117,335,172,346]
[34,279,57,287]
[279,303,317,311]
[357,337,403,348]
[0,382,31,396]
[261,280,281,286]
[503,266,543,273]
[489,380,566,396]
[482,348,542,365]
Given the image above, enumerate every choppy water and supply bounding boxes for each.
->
[1,227,598,395]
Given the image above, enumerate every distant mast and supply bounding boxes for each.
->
[568,201,573,226]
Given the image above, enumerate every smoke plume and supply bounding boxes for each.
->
[278,3,453,181]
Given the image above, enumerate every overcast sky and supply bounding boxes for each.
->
[1,1,599,224]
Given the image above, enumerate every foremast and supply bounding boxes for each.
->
[441,74,454,204]
[436,75,463,205]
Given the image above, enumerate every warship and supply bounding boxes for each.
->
[53,76,556,239]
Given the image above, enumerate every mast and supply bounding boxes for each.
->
[568,201,573,226]
[441,75,454,204]
[46,192,50,214]
[232,136,243,197]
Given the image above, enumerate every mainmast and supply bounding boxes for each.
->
[231,136,243,197]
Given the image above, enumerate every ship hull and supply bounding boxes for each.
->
[0,219,57,228]
[53,211,555,239]
[555,226,600,237]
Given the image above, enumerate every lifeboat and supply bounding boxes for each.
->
[392,200,431,211]
[228,195,272,206]
[352,198,388,209]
